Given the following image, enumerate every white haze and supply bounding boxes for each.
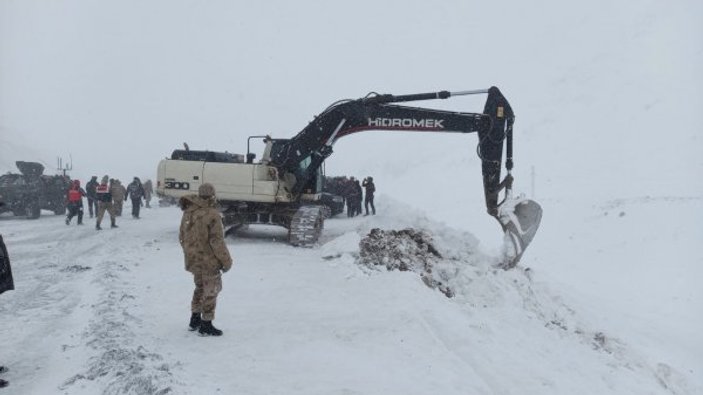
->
[1,1,701,198]
[0,0,702,393]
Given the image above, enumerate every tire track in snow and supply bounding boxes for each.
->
[59,230,179,394]
[0,216,103,391]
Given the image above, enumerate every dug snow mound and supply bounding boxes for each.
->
[358,228,454,297]
[359,228,443,270]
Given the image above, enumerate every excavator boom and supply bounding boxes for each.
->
[271,86,542,267]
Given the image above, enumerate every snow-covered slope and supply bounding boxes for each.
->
[0,196,700,394]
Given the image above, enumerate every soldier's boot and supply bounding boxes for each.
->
[0,366,7,373]
[111,218,118,228]
[188,313,201,331]
[65,217,70,225]
[96,222,102,230]
[198,320,223,336]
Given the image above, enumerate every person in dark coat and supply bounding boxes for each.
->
[354,180,363,217]
[345,177,359,217]
[362,176,376,215]
[125,177,146,219]
[85,176,99,218]
[0,232,13,295]
[0,221,14,389]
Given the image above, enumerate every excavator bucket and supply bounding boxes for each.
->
[496,197,543,269]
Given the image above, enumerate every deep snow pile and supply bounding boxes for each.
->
[320,198,700,394]
[358,228,454,296]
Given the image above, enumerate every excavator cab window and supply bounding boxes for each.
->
[299,156,312,171]
[296,156,322,194]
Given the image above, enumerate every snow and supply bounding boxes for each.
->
[1,0,702,393]
[1,195,701,394]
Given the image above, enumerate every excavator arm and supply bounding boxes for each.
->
[271,87,541,268]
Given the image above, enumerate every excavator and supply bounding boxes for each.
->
[157,86,542,268]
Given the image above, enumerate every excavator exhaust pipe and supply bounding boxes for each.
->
[496,195,542,269]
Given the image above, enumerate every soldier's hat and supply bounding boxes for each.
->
[198,183,216,198]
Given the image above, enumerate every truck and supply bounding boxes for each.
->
[0,161,69,219]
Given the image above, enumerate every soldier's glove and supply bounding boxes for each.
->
[221,266,230,273]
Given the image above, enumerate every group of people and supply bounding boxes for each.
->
[343,176,376,217]
[0,180,233,392]
[64,175,154,230]
[0,173,374,388]
[324,175,377,217]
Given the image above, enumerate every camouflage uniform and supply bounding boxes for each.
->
[110,180,127,216]
[179,189,232,322]
[143,179,153,208]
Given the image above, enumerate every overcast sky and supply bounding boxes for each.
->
[1,0,701,203]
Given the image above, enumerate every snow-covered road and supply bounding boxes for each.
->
[1,196,700,394]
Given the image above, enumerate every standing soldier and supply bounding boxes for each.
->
[65,180,87,225]
[179,183,232,336]
[362,176,376,216]
[85,176,99,218]
[95,176,118,230]
[143,179,154,208]
[126,177,145,219]
[110,179,127,216]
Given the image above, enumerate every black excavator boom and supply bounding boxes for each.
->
[270,87,542,267]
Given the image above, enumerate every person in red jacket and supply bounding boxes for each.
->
[65,180,87,225]
[95,175,118,230]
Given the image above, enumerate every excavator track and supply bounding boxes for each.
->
[288,206,324,247]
